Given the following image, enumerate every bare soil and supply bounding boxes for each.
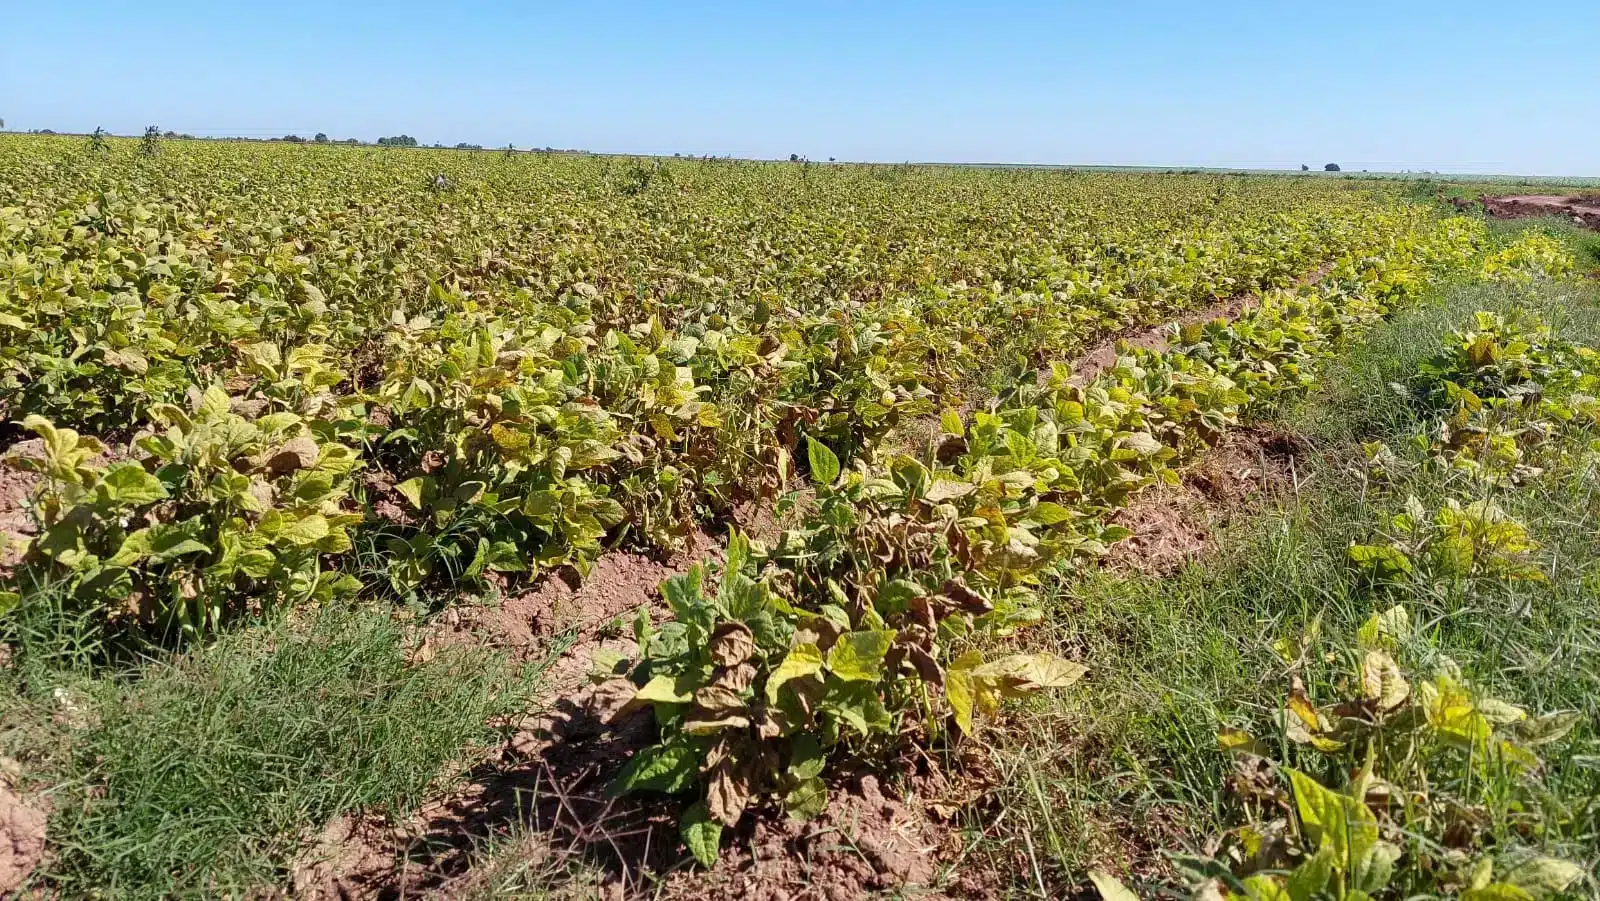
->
[1,759,49,896]
[1481,194,1600,230]
[0,440,44,572]
[1106,427,1308,574]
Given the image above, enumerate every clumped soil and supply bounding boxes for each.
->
[0,440,45,572]
[1,759,49,896]
[1106,427,1308,573]
[1481,194,1600,230]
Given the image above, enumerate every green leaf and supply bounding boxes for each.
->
[1088,871,1140,901]
[1351,841,1400,894]
[1241,875,1292,901]
[1501,856,1583,898]
[1288,769,1375,865]
[1122,431,1164,455]
[634,674,695,705]
[822,680,890,735]
[806,436,840,487]
[661,566,712,632]
[1462,886,1536,901]
[99,463,169,506]
[1285,847,1334,901]
[787,734,826,780]
[609,743,701,796]
[278,514,331,547]
[783,776,828,820]
[826,630,896,682]
[395,477,428,509]
[1348,543,1414,577]
[1514,710,1581,746]
[767,643,824,703]
[679,801,722,868]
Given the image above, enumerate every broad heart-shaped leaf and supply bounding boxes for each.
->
[679,801,722,868]
[767,643,824,702]
[806,436,840,487]
[98,463,170,506]
[1500,856,1584,898]
[825,630,896,682]
[395,477,428,509]
[609,743,701,796]
[1288,769,1377,867]
[970,652,1088,695]
[821,679,891,735]
[1088,870,1140,901]
[278,514,331,547]
[1121,431,1164,456]
[661,566,713,634]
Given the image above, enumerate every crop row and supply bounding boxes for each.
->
[0,140,1480,631]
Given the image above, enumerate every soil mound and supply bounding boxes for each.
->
[1481,194,1600,230]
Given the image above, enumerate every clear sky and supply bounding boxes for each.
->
[4,1,1596,176]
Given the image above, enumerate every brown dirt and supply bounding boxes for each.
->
[292,532,720,900]
[1105,427,1309,574]
[1481,194,1600,230]
[0,440,45,571]
[1,759,49,896]
[442,530,715,666]
[655,773,950,901]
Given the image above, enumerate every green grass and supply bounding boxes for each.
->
[972,270,1600,897]
[2,605,544,900]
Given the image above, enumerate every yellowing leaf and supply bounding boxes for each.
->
[767,643,823,703]
[1088,870,1140,901]
[826,630,896,682]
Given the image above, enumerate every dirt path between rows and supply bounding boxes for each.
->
[1066,262,1333,386]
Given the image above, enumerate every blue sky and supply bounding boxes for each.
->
[4,1,1597,175]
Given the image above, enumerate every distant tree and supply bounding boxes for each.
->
[1324,163,1341,172]
[314,132,329,143]
[1301,164,1310,171]
[789,153,800,162]
[0,118,5,130]
[345,138,360,144]
[829,157,837,162]
[455,142,483,150]
[376,135,417,147]
[279,134,307,143]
